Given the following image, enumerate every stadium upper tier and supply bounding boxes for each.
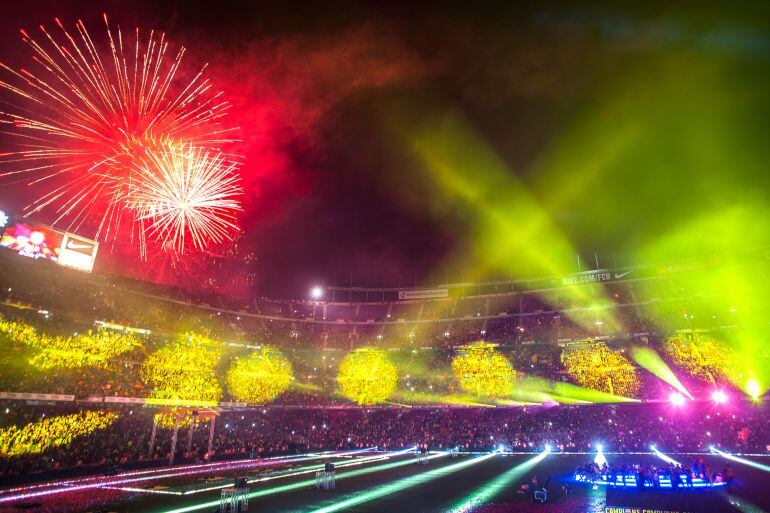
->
[0,248,768,349]
[0,246,768,405]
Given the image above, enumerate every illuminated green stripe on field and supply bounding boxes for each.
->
[446,449,550,513]
[161,449,444,513]
[179,448,379,495]
[184,456,385,495]
[308,453,498,513]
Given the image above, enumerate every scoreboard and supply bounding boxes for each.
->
[0,212,98,272]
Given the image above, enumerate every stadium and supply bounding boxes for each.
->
[0,1,768,513]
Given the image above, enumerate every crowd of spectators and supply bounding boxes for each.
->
[1,400,767,478]
[0,310,693,405]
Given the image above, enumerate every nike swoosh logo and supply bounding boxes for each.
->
[614,271,632,279]
[66,241,93,250]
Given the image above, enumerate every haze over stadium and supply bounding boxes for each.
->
[0,1,768,513]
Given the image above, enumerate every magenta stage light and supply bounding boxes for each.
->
[711,390,729,404]
[669,392,686,406]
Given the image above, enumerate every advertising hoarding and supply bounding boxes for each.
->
[58,232,99,272]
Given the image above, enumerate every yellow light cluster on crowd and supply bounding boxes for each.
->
[142,335,223,405]
[337,348,398,405]
[227,347,293,404]
[0,410,118,457]
[153,410,205,429]
[563,342,639,397]
[663,332,737,384]
[0,317,37,344]
[0,317,140,369]
[451,342,515,398]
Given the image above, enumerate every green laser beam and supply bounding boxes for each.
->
[446,449,550,512]
[711,447,770,473]
[630,346,692,398]
[161,450,446,513]
[650,445,682,466]
[182,452,381,495]
[638,208,770,399]
[308,453,498,513]
[512,375,640,404]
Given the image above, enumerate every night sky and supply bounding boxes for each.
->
[0,1,768,298]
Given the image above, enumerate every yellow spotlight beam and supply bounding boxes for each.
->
[402,110,621,334]
[630,346,692,398]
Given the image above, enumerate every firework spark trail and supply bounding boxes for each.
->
[129,145,242,253]
[0,14,241,255]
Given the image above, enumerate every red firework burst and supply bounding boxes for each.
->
[0,14,241,255]
[129,144,242,253]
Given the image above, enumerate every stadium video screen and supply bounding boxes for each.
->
[0,222,63,261]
